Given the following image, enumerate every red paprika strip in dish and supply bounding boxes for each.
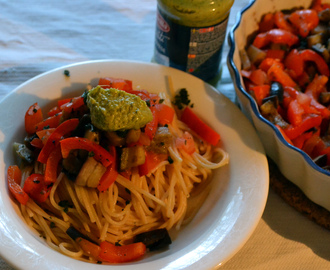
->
[60,96,85,114]
[138,151,168,177]
[98,77,133,91]
[60,137,114,167]
[7,165,29,205]
[252,29,299,49]
[25,103,43,134]
[97,146,118,191]
[44,145,63,184]
[288,9,319,38]
[98,241,146,263]
[37,118,80,164]
[180,106,220,146]
[35,112,63,132]
[23,173,51,203]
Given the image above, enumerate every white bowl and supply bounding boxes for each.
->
[227,0,330,211]
[0,60,268,269]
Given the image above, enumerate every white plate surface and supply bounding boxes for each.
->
[0,60,268,269]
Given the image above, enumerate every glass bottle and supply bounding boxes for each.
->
[154,0,234,82]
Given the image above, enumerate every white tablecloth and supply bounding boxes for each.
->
[1,0,330,269]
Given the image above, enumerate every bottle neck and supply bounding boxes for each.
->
[157,0,234,27]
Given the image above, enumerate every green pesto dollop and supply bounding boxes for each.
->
[86,86,153,131]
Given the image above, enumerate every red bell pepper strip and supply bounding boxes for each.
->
[49,96,77,116]
[76,237,102,260]
[35,112,63,132]
[296,92,320,115]
[304,75,330,118]
[274,11,295,33]
[302,131,322,156]
[97,146,118,192]
[98,77,133,91]
[47,106,62,117]
[283,115,322,140]
[58,98,72,107]
[249,85,270,106]
[252,29,299,49]
[44,145,63,184]
[60,137,114,167]
[154,103,175,125]
[145,109,158,140]
[98,241,146,263]
[60,96,85,114]
[36,128,56,145]
[37,118,80,164]
[123,89,151,102]
[284,49,304,77]
[305,75,328,99]
[301,50,329,77]
[23,173,51,203]
[285,49,330,78]
[288,9,319,38]
[175,131,196,155]
[266,49,286,60]
[7,165,29,205]
[180,106,220,146]
[258,13,275,33]
[291,131,313,149]
[97,161,118,192]
[259,58,283,73]
[25,103,44,134]
[30,137,44,149]
[287,99,305,126]
[248,69,269,86]
[267,61,297,88]
[138,151,168,177]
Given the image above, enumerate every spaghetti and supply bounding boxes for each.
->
[8,77,229,264]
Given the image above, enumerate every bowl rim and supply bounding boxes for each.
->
[227,0,330,177]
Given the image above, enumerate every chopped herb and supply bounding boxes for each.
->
[159,99,165,104]
[63,70,70,77]
[33,108,38,113]
[146,100,151,107]
[173,88,191,110]
[59,200,72,213]
[43,125,50,130]
[168,156,174,164]
[88,151,95,157]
